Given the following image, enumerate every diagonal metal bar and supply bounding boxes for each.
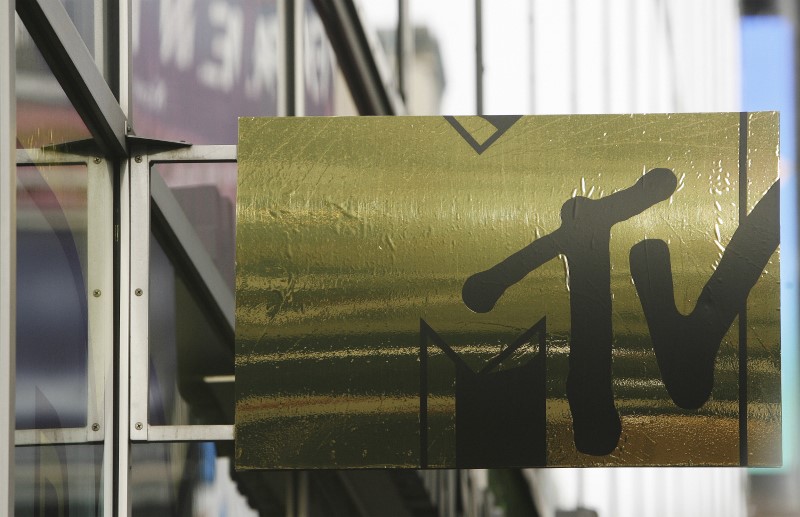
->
[16,0,128,157]
[312,0,404,115]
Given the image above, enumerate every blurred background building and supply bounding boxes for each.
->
[3,0,798,515]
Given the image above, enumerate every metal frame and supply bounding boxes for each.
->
[126,143,150,443]
[13,150,113,448]
[397,0,411,103]
[128,145,236,444]
[1,1,16,512]
[295,0,306,116]
[475,0,484,115]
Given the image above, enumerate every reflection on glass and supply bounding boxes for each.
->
[303,1,358,116]
[16,165,88,430]
[148,165,236,426]
[149,233,179,426]
[303,1,336,115]
[149,233,233,427]
[153,164,237,291]
[132,0,279,144]
[131,442,256,516]
[15,444,102,516]
[16,16,92,149]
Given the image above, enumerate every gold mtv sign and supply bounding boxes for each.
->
[235,113,780,469]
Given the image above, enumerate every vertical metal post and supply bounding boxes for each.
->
[94,0,105,77]
[96,0,121,103]
[397,0,411,105]
[128,149,150,443]
[294,0,305,117]
[80,155,116,516]
[118,0,132,120]
[116,155,133,517]
[568,0,577,113]
[280,0,297,116]
[475,0,483,115]
[116,2,133,514]
[602,0,611,113]
[0,1,16,514]
[528,0,535,114]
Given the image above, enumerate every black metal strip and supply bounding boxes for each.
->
[419,319,428,468]
[739,111,749,466]
[285,0,296,116]
[475,0,484,115]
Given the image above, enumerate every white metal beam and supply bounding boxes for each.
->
[117,157,133,517]
[144,424,234,442]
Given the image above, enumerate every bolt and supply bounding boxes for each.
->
[93,157,101,164]
[93,289,101,297]
[134,156,143,163]
[92,423,100,432]
[135,422,143,430]
[135,288,143,296]
[126,124,133,133]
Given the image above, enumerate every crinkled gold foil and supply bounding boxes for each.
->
[235,114,780,469]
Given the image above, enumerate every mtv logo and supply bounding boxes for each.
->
[235,113,781,469]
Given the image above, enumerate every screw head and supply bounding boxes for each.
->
[93,157,101,164]
[135,422,143,430]
[135,288,143,296]
[93,289,101,297]
[134,156,143,163]
[92,423,100,432]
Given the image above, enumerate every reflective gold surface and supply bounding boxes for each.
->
[235,114,780,469]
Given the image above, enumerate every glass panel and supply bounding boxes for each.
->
[131,442,257,516]
[148,162,236,426]
[15,16,92,149]
[149,231,233,426]
[132,0,279,144]
[14,443,103,516]
[16,163,89,430]
[302,1,335,116]
[152,163,237,291]
[148,232,180,426]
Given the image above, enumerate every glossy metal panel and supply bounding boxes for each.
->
[236,114,780,468]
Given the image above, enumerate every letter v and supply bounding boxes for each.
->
[629,181,779,409]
